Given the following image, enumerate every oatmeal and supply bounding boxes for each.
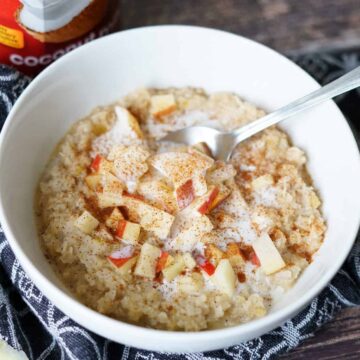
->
[36,88,326,330]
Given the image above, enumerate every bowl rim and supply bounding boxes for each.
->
[0,24,360,346]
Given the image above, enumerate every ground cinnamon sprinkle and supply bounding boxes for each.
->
[36,87,325,331]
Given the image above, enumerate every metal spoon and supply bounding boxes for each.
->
[162,66,360,161]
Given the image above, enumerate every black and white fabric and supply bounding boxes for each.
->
[0,51,360,360]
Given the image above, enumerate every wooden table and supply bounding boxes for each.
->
[121,0,360,358]
[122,0,360,55]
[279,307,360,359]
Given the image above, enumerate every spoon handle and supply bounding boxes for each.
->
[232,65,360,142]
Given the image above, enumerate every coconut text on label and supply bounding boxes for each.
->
[0,0,121,76]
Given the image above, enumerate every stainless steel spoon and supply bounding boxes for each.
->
[162,66,360,161]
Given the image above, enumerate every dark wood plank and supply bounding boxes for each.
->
[122,0,360,54]
[280,307,360,359]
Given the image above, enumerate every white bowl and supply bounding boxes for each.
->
[0,26,359,353]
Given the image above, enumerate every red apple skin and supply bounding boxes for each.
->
[116,220,127,238]
[250,252,261,266]
[123,191,145,201]
[176,179,195,210]
[196,255,216,275]
[208,189,231,212]
[108,256,132,267]
[197,187,220,214]
[91,154,103,172]
[156,251,169,273]
[202,261,215,275]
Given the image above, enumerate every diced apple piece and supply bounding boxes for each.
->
[108,248,138,274]
[114,106,143,139]
[123,191,145,201]
[182,252,196,270]
[97,193,123,208]
[252,233,286,275]
[112,145,150,184]
[210,259,236,297]
[156,251,174,273]
[175,179,195,210]
[251,174,274,191]
[188,147,214,167]
[196,255,216,275]
[116,220,141,244]
[250,251,261,266]
[172,215,213,252]
[107,145,126,161]
[226,243,245,268]
[137,178,178,214]
[156,252,169,270]
[192,174,208,196]
[208,184,231,211]
[165,254,174,267]
[189,143,214,160]
[197,186,219,214]
[85,174,102,191]
[90,155,114,174]
[90,154,103,172]
[134,243,161,279]
[105,208,124,230]
[191,142,213,157]
[108,245,134,258]
[156,251,168,273]
[187,149,214,195]
[115,256,138,275]
[162,256,185,282]
[150,94,177,118]
[205,244,225,266]
[189,186,220,215]
[98,158,114,174]
[206,161,237,184]
[123,196,175,239]
[102,172,124,195]
[74,211,99,234]
[108,256,132,268]
[150,152,213,188]
[94,224,114,243]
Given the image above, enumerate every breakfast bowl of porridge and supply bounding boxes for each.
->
[0,26,359,352]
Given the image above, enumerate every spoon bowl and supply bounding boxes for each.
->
[162,65,360,160]
[162,126,238,160]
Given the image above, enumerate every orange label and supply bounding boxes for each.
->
[0,0,121,76]
[0,24,24,49]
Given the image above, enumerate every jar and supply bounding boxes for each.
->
[0,0,121,76]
